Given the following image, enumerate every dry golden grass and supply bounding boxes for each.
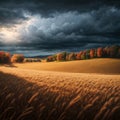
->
[0,65,120,120]
[14,58,120,74]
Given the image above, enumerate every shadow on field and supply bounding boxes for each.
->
[0,71,120,120]
[0,71,71,120]
[4,63,17,68]
[0,63,17,68]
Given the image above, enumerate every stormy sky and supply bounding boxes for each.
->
[0,0,120,56]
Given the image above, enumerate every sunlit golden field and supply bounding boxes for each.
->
[14,58,120,74]
[0,59,120,120]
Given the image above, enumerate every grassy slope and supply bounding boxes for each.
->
[14,58,120,74]
[0,67,120,120]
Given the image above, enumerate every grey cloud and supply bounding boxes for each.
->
[17,7,120,47]
[0,8,29,27]
[0,0,120,56]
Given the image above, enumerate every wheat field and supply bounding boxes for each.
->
[14,58,120,74]
[0,63,120,120]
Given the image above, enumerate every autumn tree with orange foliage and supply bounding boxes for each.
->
[11,54,24,63]
[68,53,76,61]
[57,52,67,61]
[0,51,11,63]
[97,47,104,58]
[81,51,86,60]
[76,51,83,60]
[90,49,95,58]
[46,56,54,62]
[57,53,63,61]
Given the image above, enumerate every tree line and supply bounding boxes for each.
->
[0,52,24,64]
[0,45,120,64]
[46,45,120,62]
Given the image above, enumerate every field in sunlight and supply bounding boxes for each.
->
[14,58,120,74]
[0,65,120,120]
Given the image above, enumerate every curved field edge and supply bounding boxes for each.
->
[14,58,120,74]
[0,67,120,120]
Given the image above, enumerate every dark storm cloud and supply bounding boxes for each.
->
[0,8,28,27]
[0,0,120,25]
[17,7,120,51]
[0,0,120,16]
[0,0,120,56]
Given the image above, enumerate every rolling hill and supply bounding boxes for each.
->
[14,58,120,74]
